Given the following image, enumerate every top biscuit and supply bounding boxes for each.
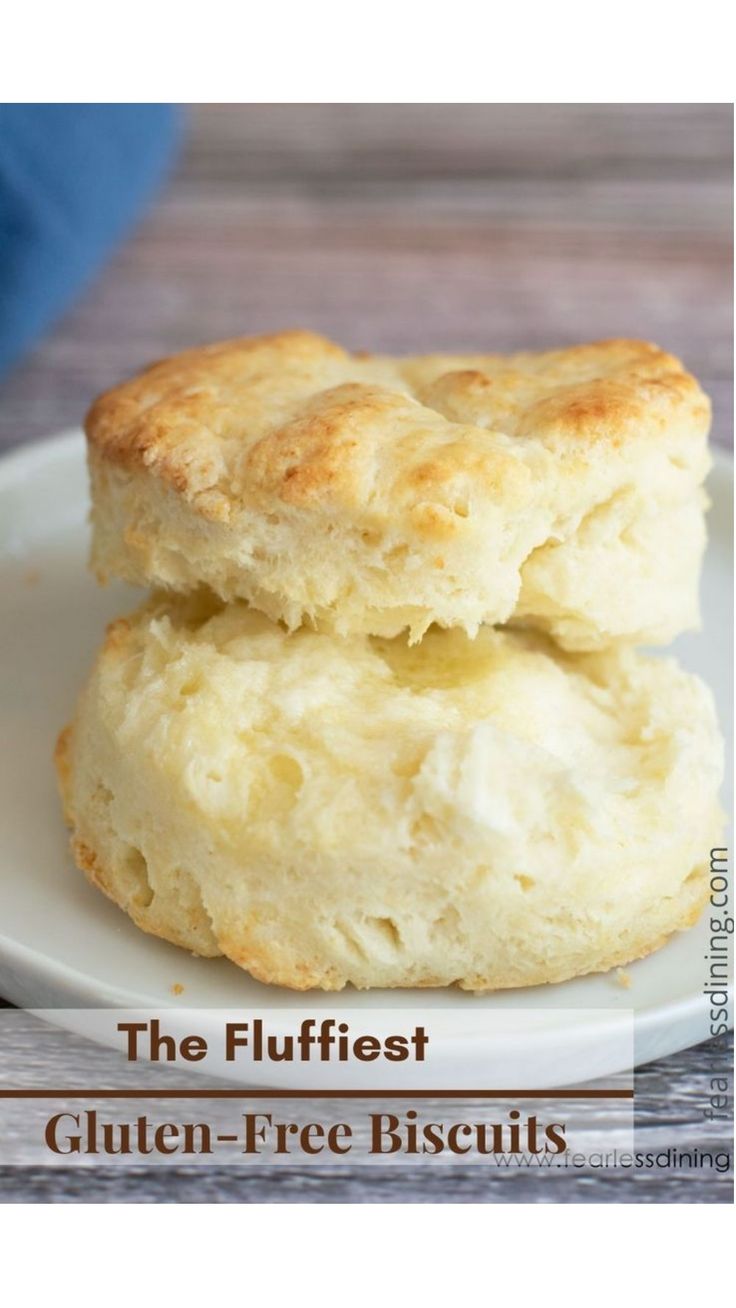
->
[86,330,711,648]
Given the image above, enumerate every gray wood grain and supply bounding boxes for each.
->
[0,104,732,1203]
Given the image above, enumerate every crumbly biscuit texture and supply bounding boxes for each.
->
[57,595,723,990]
[86,331,711,647]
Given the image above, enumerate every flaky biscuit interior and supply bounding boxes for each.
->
[57,594,723,990]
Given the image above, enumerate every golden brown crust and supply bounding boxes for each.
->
[84,330,711,647]
[54,724,73,796]
[85,330,709,515]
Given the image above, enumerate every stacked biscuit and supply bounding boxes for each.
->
[56,331,724,990]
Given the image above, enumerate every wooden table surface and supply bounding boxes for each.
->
[0,104,732,1203]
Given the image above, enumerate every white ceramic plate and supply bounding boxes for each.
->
[0,432,731,1083]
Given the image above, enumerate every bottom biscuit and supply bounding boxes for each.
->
[56,594,723,991]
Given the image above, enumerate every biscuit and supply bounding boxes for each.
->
[56,594,723,991]
[85,331,711,648]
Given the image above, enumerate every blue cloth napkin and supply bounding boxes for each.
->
[0,104,181,379]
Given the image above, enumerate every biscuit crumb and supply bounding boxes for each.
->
[171,982,185,995]
[615,968,632,989]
